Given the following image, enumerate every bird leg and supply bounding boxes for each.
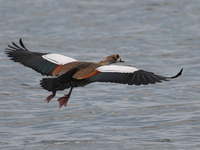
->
[44,91,56,103]
[57,87,73,108]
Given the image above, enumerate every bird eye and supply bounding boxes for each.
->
[115,54,120,59]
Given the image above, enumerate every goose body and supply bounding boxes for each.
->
[5,39,183,108]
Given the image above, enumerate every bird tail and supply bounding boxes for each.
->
[40,67,79,92]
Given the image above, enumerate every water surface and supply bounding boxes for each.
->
[0,0,200,149]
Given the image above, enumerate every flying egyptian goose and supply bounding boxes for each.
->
[5,39,183,108]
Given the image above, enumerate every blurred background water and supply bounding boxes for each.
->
[0,0,200,149]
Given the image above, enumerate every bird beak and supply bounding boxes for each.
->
[120,59,124,62]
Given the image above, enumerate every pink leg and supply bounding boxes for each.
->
[57,87,73,108]
[44,91,56,103]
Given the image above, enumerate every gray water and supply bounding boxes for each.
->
[0,0,200,149]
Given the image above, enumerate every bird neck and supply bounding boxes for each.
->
[99,60,113,65]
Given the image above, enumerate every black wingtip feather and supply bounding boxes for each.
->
[5,38,28,54]
[169,68,183,79]
[5,39,56,76]
[19,38,28,50]
[12,41,23,50]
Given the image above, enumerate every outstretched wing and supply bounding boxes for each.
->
[84,65,183,85]
[5,39,77,76]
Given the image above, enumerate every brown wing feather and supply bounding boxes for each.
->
[73,63,101,79]
[52,62,83,76]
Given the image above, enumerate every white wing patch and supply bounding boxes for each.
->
[96,65,139,73]
[42,53,77,65]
